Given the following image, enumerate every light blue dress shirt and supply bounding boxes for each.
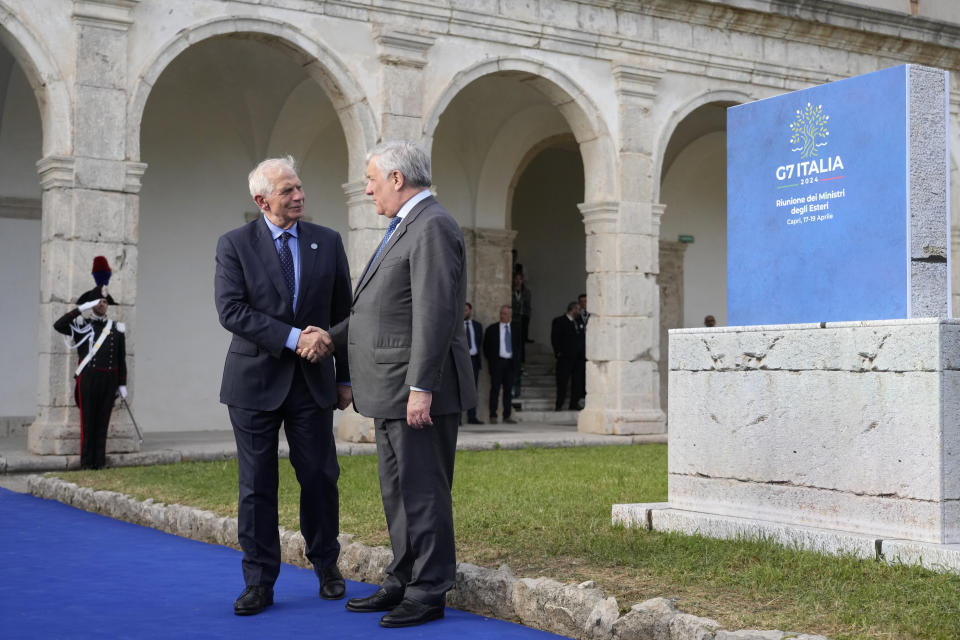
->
[262,215,303,352]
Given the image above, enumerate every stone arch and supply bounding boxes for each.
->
[652,88,754,203]
[127,16,376,178]
[503,132,578,228]
[474,105,571,228]
[423,56,616,203]
[0,1,70,155]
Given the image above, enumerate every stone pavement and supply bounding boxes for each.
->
[0,420,667,477]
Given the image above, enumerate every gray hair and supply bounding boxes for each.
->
[249,155,297,200]
[367,140,431,188]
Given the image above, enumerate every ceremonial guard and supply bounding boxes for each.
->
[53,256,128,470]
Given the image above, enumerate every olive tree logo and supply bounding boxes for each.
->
[790,102,829,159]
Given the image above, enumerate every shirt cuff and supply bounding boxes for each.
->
[339,382,351,387]
[285,327,301,352]
[410,386,430,393]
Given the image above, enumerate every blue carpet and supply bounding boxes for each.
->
[0,487,569,639]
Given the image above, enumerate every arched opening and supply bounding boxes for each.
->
[658,100,735,410]
[0,41,42,434]
[136,35,350,432]
[510,138,585,345]
[430,70,590,417]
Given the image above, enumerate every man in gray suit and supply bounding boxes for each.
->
[215,156,352,615]
[330,140,476,628]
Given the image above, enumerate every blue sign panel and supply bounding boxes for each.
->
[727,65,908,325]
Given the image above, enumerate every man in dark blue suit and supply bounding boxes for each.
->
[214,156,352,615]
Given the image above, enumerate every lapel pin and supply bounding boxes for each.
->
[310,243,318,250]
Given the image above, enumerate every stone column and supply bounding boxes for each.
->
[657,237,687,415]
[466,228,517,327]
[336,179,381,443]
[336,29,438,442]
[577,65,666,435]
[463,228,516,421]
[374,28,435,141]
[28,0,143,455]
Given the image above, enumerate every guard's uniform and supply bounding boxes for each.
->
[53,300,127,470]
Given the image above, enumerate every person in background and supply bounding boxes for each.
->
[550,301,582,412]
[484,304,519,424]
[53,256,127,470]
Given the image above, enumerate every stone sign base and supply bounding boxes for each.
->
[615,319,960,571]
[28,405,141,455]
[612,503,960,574]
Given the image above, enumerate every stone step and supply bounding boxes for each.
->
[515,387,554,400]
[513,410,579,425]
[513,398,559,411]
[520,364,554,376]
[520,374,554,386]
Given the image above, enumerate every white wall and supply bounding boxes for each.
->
[512,147,586,344]
[660,131,727,327]
[136,39,348,432]
[0,57,41,417]
[0,218,40,415]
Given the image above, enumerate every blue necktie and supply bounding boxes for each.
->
[278,232,295,299]
[364,216,402,279]
[504,323,512,357]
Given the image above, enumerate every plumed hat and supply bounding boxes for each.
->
[76,286,117,306]
[92,256,112,287]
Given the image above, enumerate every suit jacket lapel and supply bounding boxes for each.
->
[252,218,293,312]
[354,196,433,301]
[295,224,319,321]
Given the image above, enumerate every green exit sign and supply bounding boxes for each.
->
[678,234,695,243]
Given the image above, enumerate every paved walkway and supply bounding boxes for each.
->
[0,420,666,480]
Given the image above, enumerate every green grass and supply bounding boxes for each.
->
[58,445,960,639]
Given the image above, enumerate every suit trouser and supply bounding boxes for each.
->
[76,368,118,470]
[375,413,459,605]
[467,354,481,421]
[488,357,515,419]
[555,356,575,411]
[228,367,340,587]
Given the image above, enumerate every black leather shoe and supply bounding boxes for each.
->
[233,585,273,616]
[379,597,444,628]
[319,564,346,600]
[345,587,404,613]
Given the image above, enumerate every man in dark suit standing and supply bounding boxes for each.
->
[464,302,483,424]
[551,301,583,411]
[214,156,352,616]
[483,305,518,424]
[330,140,476,628]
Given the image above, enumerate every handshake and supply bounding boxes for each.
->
[296,326,334,363]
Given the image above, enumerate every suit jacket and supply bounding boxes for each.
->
[551,314,580,359]
[483,322,519,366]
[215,217,351,411]
[465,318,483,370]
[331,195,476,419]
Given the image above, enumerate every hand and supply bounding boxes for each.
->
[117,385,128,399]
[78,299,100,312]
[336,384,353,410]
[296,326,333,363]
[406,389,433,429]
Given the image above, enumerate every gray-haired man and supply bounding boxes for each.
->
[331,140,476,627]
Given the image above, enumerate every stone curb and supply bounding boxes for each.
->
[26,475,828,640]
